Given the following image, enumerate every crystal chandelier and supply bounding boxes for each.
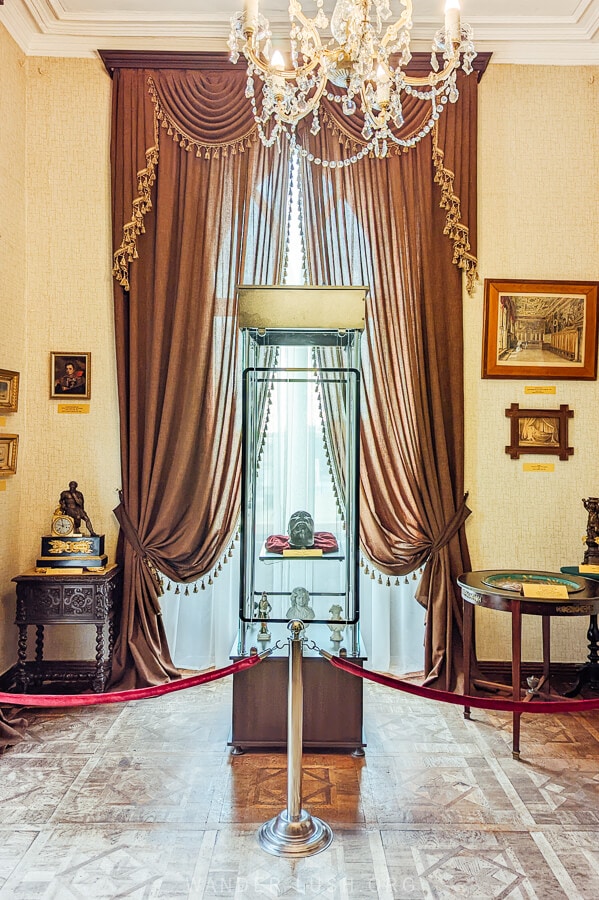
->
[228,0,476,165]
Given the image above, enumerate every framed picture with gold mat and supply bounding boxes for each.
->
[482,279,598,380]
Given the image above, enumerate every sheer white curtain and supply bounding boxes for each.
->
[160,158,425,675]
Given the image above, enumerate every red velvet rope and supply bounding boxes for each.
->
[2,650,597,717]
[0,654,262,709]
[325,653,599,714]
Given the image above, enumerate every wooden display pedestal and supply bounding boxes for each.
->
[229,624,366,754]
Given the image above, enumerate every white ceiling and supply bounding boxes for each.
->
[0,0,598,64]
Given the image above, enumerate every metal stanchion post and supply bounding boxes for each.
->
[258,619,333,857]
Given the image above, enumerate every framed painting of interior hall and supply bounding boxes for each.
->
[482,279,599,380]
[50,352,91,399]
[0,369,19,412]
[505,403,573,461]
[0,434,19,476]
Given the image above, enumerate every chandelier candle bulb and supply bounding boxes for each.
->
[245,0,258,24]
[445,0,461,44]
[270,49,286,96]
[376,65,391,105]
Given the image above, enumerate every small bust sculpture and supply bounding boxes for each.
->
[286,586,314,621]
[328,603,346,643]
[287,510,315,549]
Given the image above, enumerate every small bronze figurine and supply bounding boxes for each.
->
[255,592,272,642]
[583,497,599,564]
[59,481,97,536]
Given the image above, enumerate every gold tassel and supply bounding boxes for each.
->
[174,584,180,595]
[378,574,383,584]
[364,565,369,575]
[208,575,213,585]
[184,585,189,596]
[201,580,206,590]
[404,577,409,584]
[371,569,375,580]
[193,583,198,594]
[395,577,400,586]
[386,577,391,587]
[412,572,418,580]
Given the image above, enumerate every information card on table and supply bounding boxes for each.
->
[522,583,569,599]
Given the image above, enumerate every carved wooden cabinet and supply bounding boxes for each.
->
[12,564,122,692]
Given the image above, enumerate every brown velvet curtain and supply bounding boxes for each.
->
[300,74,478,690]
[109,67,289,688]
[0,709,27,749]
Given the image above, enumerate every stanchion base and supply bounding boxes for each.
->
[258,809,333,858]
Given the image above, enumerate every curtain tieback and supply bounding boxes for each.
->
[427,493,472,559]
[113,501,162,596]
[415,494,471,609]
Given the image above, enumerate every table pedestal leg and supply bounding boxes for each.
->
[564,614,599,697]
[512,600,522,759]
[463,598,473,720]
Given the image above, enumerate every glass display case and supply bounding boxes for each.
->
[230,286,368,753]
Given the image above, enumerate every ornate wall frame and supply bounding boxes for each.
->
[505,403,573,460]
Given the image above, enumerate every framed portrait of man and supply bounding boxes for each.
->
[50,352,91,400]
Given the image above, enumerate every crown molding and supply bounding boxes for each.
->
[1,1,598,63]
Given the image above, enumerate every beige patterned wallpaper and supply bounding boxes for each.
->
[0,28,121,666]
[0,26,26,667]
[466,65,599,660]
[0,22,598,672]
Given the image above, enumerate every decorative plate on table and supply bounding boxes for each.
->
[482,572,583,593]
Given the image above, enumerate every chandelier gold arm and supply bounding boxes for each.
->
[242,20,325,81]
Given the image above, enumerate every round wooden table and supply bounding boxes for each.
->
[457,570,599,758]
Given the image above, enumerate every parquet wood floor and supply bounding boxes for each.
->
[0,674,598,898]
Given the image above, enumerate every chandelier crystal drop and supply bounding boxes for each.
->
[228,0,476,165]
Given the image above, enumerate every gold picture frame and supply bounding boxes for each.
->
[0,369,19,413]
[0,434,19,476]
[505,403,574,461]
[50,352,91,400]
[482,279,599,380]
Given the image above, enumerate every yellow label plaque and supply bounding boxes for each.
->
[580,565,599,574]
[58,404,90,415]
[0,417,5,427]
[0,481,6,492]
[283,549,323,557]
[522,583,569,599]
[523,463,555,472]
[524,386,557,395]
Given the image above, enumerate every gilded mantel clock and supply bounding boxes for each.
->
[37,495,108,570]
[51,509,75,537]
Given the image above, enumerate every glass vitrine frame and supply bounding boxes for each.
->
[236,286,366,659]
